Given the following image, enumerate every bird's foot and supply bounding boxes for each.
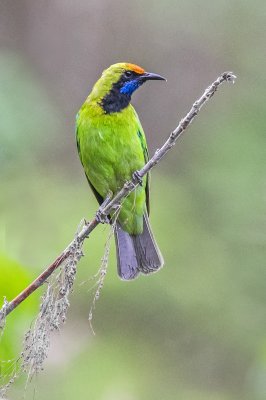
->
[132,170,143,186]
[95,210,109,224]
[95,191,113,224]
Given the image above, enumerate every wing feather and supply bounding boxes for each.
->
[76,122,104,206]
[137,128,150,215]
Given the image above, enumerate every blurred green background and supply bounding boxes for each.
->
[1,0,266,399]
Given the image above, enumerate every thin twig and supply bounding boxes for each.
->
[0,71,236,323]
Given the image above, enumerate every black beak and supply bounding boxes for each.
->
[141,72,167,82]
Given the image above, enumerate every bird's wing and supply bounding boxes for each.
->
[136,124,150,216]
[76,120,104,206]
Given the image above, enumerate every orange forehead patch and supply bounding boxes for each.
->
[126,63,145,74]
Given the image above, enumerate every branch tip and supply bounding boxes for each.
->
[222,71,237,83]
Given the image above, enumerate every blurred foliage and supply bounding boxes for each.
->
[1,0,266,399]
[0,52,62,174]
[0,254,36,362]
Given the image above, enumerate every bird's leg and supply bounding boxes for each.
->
[95,191,113,224]
[132,170,143,186]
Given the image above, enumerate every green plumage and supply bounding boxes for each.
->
[77,103,148,234]
[76,63,164,280]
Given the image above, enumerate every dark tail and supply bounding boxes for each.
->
[115,212,164,280]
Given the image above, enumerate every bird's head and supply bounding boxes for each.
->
[88,63,166,114]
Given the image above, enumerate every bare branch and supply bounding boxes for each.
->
[0,71,236,323]
[0,231,83,396]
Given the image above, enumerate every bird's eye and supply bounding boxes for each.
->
[125,71,133,78]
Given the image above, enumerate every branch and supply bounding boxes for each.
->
[0,71,236,323]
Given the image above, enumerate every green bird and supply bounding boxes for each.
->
[76,62,165,280]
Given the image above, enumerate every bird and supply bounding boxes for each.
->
[76,63,165,280]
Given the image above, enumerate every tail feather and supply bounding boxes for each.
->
[115,212,164,281]
[133,213,164,274]
[115,223,140,280]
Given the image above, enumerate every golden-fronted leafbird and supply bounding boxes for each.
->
[76,63,165,280]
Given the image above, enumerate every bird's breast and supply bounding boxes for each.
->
[77,105,146,193]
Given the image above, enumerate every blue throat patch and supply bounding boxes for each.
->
[120,79,141,95]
